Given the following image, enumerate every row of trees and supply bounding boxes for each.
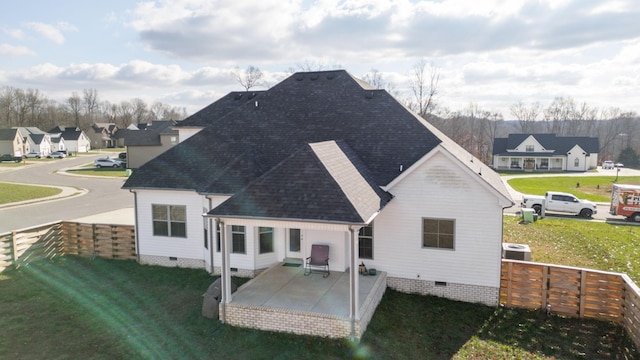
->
[2,62,639,168]
[0,87,188,132]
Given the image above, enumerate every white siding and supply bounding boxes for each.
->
[135,190,206,261]
[369,150,504,288]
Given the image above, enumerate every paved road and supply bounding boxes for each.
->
[0,152,134,234]
[502,166,640,223]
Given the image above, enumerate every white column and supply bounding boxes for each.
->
[349,226,360,339]
[218,219,231,323]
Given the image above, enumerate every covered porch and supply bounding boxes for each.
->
[223,261,387,339]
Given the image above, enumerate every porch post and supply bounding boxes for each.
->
[218,219,231,323]
[349,226,360,340]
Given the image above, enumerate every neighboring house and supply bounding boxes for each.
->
[49,133,67,153]
[87,123,118,149]
[492,133,600,172]
[16,127,52,156]
[123,70,514,335]
[49,126,91,153]
[0,128,25,157]
[123,120,179,169]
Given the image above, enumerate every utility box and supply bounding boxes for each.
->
[521,208,535,223]
[202,278,238,319]
[502,243,532,261]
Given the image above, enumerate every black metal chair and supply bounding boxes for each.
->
[304,244,330,278]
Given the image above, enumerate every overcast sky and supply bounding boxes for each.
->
[1,0,639,118]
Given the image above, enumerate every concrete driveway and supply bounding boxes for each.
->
[0,152,134,234]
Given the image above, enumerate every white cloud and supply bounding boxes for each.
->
[0,43,34,56]
[23,21,76,44]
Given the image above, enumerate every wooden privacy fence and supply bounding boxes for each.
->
[501,259,640,351]
[0,221,136,271]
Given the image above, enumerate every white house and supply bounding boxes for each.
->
[123,70,514,337]
[49,126,91,153]
[492,133,600,172]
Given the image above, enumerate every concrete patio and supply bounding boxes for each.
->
[224,262,387,339]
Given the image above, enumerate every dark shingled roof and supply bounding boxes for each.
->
[124,121,178,146]
[493,133,600,156]
[123,70,458,222]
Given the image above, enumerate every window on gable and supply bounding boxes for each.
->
[231,225,246,254]
[259,227,274,254]
[358,224,373,259]
[526,145,534,152]
[422,218,454,250]
[152,204,186,238]
[574,158,579,167]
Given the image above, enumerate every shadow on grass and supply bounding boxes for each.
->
[1,257,638,359]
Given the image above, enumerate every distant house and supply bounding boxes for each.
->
[123,70,514,338]
[0,128,25,157]
[492,133,599,172]
[87,123,118,149]
[13,127,51,156]
[122,120,179,168]
[49,126,91,153]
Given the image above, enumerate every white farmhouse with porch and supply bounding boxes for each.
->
[123,70,514,339]
[492,133,599,172]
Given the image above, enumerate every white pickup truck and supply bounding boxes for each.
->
[521,191,598,218]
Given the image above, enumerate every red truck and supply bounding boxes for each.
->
[610,184,640,222]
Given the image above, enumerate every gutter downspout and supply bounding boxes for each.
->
[218,218,229,323]
[207,197,214,275]
[349,226,360,340]
[130,190,140,263]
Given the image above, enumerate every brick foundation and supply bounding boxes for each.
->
[387,277,499,306]
[139,255,204,269]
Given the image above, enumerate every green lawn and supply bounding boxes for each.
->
[1,255,636,359]
[67,167,129,177]
[508,176,640,202]
[504,215,640,282]
[0,182,61,205]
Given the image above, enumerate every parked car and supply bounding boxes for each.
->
[24,151,42,159]
[602,160,614,169]
[47,151,67,159]
[615,163,624,168]
[94,158,123,168]
[0,154,21,163]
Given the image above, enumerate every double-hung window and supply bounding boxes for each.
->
[231,225,246,254]
[259,227,274,254]
[422,218,454,249]
[358,224,373,259]
[152,205,186,237]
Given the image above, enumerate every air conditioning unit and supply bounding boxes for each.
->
[502,243,531,261]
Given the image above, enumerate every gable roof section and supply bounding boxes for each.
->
[0,129,19,141]
[493,133,600,155]
[124,121,178,146]
[124,70,442,194]
[209,141,392,223]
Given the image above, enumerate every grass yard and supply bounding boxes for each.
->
[503,216,640,283]
[67,167,129,177]
[507,175,640,202]
[0,182,62,205]
[1,255,637,359]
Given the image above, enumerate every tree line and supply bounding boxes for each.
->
[0,87,187,132]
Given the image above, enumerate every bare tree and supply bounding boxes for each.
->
[67,92,82,128]
[408,59,439,117]
[510,101,541,133]
[131,98,150,125]
[0,87,17,128]
[362,69,399,97]
[83,89,99,127]
[231,66,264,91]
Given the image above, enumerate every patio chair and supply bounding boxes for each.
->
[304,244,330,278]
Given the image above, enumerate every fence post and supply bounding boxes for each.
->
[579,270,587,318]
[542,265,549,312]
[11,231,18,265]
